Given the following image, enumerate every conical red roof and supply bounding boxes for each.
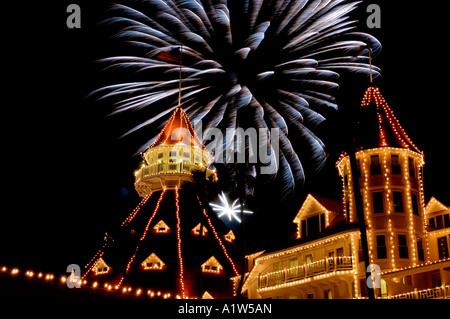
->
[151,107,204,149]
[356,87,421,153]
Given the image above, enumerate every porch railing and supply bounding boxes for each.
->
[258,256,353,290]
[388,285,450,299]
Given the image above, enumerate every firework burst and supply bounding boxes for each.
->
[92,0,381,198]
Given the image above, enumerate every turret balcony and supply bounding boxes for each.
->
[134,162,217,196]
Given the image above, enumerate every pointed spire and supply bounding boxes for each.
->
[357,86,421,153]
[150,107,204,148]
[178,45,183,108]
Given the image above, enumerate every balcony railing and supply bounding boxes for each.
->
[134,162,216,183]
[258,256,353,290]
[388,285,450,299]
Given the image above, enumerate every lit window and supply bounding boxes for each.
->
[288,258,298,276]
[192,223,208,236]
[201,256,223,274]
[141,253,165,270]
[224,230,235,243]
[380,279,387,298]
[153,220,170,233]
[93,258,110,275]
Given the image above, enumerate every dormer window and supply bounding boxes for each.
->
[293,194,340,239]
[153,220,170,233]
[301,213,326,237]
[141,253,165,270]
[192,223,208,236]
[93,257,110,275]
[201,256,223,274]
[224,230,235,243]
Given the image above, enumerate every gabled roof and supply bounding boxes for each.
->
[93,257,111,275]
[293,194,341,223]
[224,230,235,242]
[425,197,448,215]
[153,220,170,232]
[141,253,165,270]
[201,256,223,272]
[151,107,204,148]
[356,87,421,153]
[202,291,214,299]
[192,223,208,236]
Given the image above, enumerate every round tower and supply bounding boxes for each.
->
[83,107,238,299]
[337,87,428,271]
[134,107,217,196]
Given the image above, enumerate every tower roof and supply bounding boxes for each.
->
[151,107,204,149]
[355,87,421,153]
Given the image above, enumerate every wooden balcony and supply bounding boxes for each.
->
[258,256,353,290]
[134,162,217,196]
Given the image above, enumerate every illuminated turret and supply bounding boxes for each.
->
[337,87,427,271]
[83,106,237,299]
[134,107,217,196]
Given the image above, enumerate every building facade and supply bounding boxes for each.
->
[241,86,450,299]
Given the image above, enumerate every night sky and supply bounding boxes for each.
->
[2,1,449,276]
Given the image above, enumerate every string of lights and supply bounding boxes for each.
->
[174,187,185,298]
[121,192,153,227]
[197,196,239,277]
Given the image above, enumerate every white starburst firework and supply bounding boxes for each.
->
[210,192,253,223]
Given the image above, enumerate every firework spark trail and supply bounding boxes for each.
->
[93,0,381,198]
